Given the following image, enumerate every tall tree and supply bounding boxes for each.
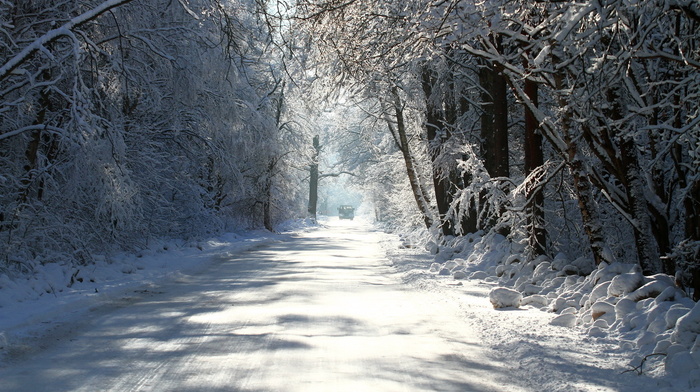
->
[523,76,546,256]
[308,135,320,219]
[1,0,304,269]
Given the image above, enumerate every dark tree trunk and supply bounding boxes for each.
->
[570,154,610,266]
[619,134,661,275]
[263,160,274,231]
[648,102,673,274]
[604,88,660,275]
[685,178,700,301]
[554,74,610,266]
[264,80,285,231]
[307,135,320,220]
[458,79,478,235]
[479,64,509,179]
[422,67,453,235]
[21,71,54,204]
[524,78,546,256]
[478,58,509,234]
[669,87,700,296]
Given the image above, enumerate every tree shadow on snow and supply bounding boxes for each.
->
[0,231,540,392]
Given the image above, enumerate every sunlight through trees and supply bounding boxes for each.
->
[1,0,699,295]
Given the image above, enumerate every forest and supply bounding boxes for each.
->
[3,0,697,299]
[2,0,700,386]
[293,0,700,297]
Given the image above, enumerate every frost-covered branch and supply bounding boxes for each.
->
[0,0,136,82]
[0,125,67,142]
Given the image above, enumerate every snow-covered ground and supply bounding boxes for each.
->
[422,232,700,391]
[0,217,696,391]
[0,224,309,362]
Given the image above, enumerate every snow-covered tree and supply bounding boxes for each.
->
[289,0,700,293]
[0,0,306,271]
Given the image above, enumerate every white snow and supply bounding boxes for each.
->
[550,313,576,327]
[489,287,522,309]
[429,230,700,391]
[0,218,698,391]
[0,227,293,361]
[608,269,644,297]
[672,301,700,346]
[521,294,549,308]
[533,45,550,68]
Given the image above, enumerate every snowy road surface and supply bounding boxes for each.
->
[1,220,655,391]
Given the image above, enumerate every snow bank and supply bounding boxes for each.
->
[0,228,284,363]
[672,301,700,347]
[550,313,576,327]
[489,287,522,309]
[428,232,699,386]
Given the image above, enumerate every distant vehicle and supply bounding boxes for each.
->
[338,205,355,220]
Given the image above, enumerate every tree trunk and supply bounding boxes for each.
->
[524,78,546,256]
[478,59,509,234]
[265,80,285,231]
[619,134,661,275]
[457,78,478,234]
[20,71,54,204]
[601,86,660,275]
[673,16,700,297]
[421,67,453,235]
[648,101,673,274]
[569,153,610,266]
[669,85,700,296]
[554,74,611,266]
[391,88,433,229]
[307,135,320,220]
[479,64,509,179]
[263,160,274,231]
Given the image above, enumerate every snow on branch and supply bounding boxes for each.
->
[0,124,67,142]
[0,0,136,82]
[296,0,360,21]
[669,0,700,23]
[319,170,355,179]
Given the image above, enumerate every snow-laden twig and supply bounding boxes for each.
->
[0,0,136,82]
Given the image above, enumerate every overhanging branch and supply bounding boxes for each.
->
[0,0,136,82]
[319,171,356,179]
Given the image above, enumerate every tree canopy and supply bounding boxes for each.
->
[1,0,698,297]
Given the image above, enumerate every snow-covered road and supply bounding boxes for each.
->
[0,220,658,391]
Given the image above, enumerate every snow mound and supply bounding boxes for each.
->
[489,287,522,309]
[438,268,451,276]
[550,313,576,327]
[608,269,644,297]
[427,232,700,384]
[672,301,700,347]
[521,294,549,308]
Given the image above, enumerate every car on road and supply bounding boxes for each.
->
[338,205,355,220]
